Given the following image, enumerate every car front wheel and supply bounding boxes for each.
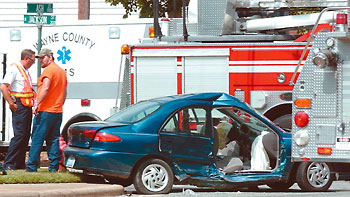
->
[133,159,174,194]
[296,162,333,192]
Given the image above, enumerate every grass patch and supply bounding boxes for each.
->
[0,168,82,184]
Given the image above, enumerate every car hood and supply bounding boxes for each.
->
[68,121,129,148]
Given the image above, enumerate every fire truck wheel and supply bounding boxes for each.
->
[133,159,174,194]
[296,162,333,192]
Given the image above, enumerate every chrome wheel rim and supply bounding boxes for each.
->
[306,162,330,188]
[141,163,169,192]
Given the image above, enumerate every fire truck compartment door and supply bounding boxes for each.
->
[0,53,4,142]
[0,53,12,145]
[184,56,229,94]
[135,57,177,101]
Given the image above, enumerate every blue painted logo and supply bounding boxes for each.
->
[57,46,71,64]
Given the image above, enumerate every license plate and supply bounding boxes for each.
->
[66,156,75,168]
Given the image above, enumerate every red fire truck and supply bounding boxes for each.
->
[118,0,349,129]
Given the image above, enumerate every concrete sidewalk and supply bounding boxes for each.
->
[0,183,125,197]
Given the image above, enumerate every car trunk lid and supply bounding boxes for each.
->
[68,121,128,148]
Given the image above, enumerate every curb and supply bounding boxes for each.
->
[0,183,125,197]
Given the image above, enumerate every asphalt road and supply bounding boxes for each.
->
[122,180,350,197]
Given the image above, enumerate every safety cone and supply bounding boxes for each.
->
[59,136,68,171]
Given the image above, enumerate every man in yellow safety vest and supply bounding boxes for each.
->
[0,49,36,170]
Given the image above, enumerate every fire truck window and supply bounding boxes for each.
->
[161,108,207,135]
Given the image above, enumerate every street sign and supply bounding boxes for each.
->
[27,3,53,13]
[24,15,56,25]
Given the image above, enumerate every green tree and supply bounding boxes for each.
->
[105,0,189,18]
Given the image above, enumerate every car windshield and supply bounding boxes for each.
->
[106,101,161,123]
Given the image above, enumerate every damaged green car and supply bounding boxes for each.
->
[64,93,335,194]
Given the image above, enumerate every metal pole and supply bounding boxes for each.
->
[37,25,42,78]
[36,9,43,79]
[153,0,162,37]
[2,54,6,141]
[182,0,188,41]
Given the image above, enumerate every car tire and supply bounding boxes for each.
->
[105,176,133,187]
[296,162,333,192]
[133,159,174,194]
[267,181,294,191]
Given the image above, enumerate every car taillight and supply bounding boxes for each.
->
[294,111,309,127]
[318,147,332,155]
[93,132,121,142]
[82,129,97,139]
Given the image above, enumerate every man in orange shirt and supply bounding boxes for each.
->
[26,48,67,172]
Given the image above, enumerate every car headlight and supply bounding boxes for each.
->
[293,130,310,146]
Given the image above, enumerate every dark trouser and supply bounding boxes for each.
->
[26,112,62,172]
[4,99,32,169]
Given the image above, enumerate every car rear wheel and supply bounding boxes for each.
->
[296,162,333,192]
[133,159,174,194]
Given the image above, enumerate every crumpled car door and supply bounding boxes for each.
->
[159,107,216,177]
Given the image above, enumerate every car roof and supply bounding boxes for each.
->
[149,92,239,103]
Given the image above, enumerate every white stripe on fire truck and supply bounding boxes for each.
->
[229,60,305,65]
[228,65,302,72]
[177,66,183,73]
[131,67,135,73]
